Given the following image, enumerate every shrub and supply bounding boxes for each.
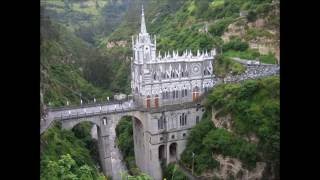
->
[208,18,233,37]
[247,10,257,22]
[223,38,249,52]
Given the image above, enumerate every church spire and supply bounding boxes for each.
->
[140,5,147,34]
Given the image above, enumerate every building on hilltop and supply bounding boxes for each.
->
[131,6,217,108]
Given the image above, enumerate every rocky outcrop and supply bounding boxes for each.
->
[221,19,246,42]
[222,17,280,63]
[212,154,266,180]
[106,40,128,48]
[212,108,233,132]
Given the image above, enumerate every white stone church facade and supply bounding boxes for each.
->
[131,6,217,109]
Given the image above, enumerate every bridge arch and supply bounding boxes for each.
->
[60,116,106,130]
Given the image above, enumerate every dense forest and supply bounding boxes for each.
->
[41,0,279,179]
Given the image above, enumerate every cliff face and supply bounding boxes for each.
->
[213,154,266,180]
[211,108,266,179]
[106,40,128,48]
[221,1,280,62]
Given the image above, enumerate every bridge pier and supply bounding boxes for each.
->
[97,122,113,177]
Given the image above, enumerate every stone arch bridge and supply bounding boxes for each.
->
[41,99,205,180]
[40,62,279,180]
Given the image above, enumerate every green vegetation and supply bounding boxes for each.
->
[180,112,218,175]
[223,50,277,64]
[40,122,107,180]
[222,38,249,52]
[181,76,279,178]
[41,12,132,108]
[120,172,152,180]
[244,28,274,41]
[163,163,188,180]
[115,117,141,176]
[208,17,234,37]
[214,55,246,77]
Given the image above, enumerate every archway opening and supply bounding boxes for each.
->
[169,142,177,163]
[159,144,166,161]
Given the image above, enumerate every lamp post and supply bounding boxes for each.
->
[192,152,195,175]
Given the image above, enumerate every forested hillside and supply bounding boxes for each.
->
[40,122,107,180]
[40,14,112,110]
[101,0,279,88]
[180,76,279,179]
[41,0,279,108]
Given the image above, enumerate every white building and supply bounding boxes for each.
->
[131,6,217,108]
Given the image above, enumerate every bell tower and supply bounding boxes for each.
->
[131,5,157,106]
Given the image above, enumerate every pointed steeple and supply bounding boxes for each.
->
[140,5,147,34]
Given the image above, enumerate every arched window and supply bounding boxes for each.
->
[196,116,200,124]
[180,113,186,126]
[159,145,165,160]
[169,143,177,162]
[192,86,200,101]
[158,115,165,130]
[102,117,107,126]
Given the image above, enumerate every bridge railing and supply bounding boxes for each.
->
[52,106,139,120]
[47,99,131,112]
